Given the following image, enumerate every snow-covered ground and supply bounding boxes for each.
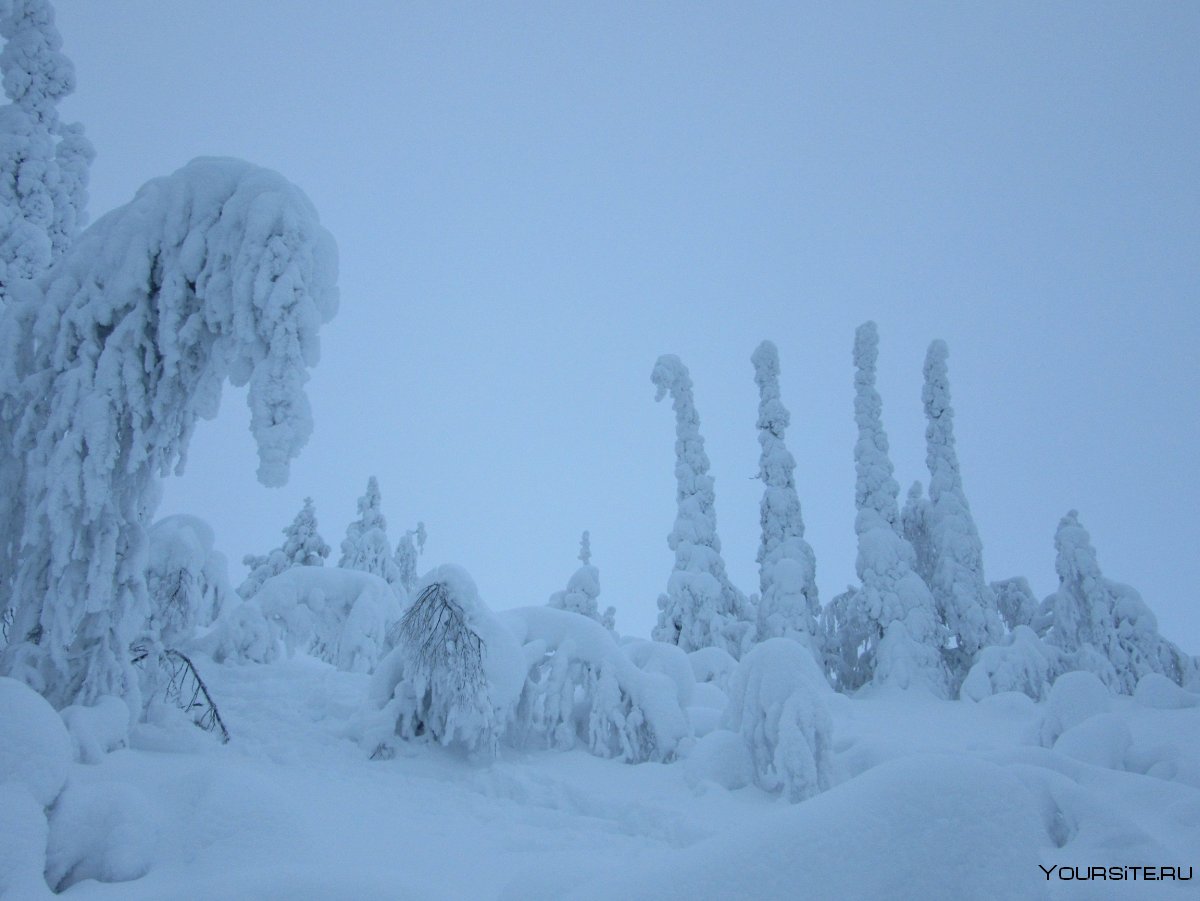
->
[4,652,1196,900]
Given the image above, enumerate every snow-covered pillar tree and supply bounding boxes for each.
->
[650,354,752,657]
[850,323,947,695]
[0,0,92,301]
[340,476,401,586]
[751,340,819,649]
[0,157,339,709]
[921,340,1002,682]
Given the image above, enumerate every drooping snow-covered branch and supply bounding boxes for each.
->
[0,157,338,708]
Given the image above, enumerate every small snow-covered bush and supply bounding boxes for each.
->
[960,626,1062,702]
[1037,670,1111,747]
[366,565,524,760]
[198,600,279,664]
[0,676,71,806]
[688,645,737,692]
[1133,672,1200,710]
[621,637,695,708]
[145,515,233,649]
[502,607,689,763]
[255,567,402,673]
[724,638,834,802]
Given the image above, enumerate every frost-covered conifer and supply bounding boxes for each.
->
[920,340,1002,682]
[844,323,947,695]
[1048,511,1196,693]
[650,354,752,658]
[548,531,603,624]
[901,481,933,586]
[751,340,819,650]
[0,157,338,709]
[393,521,426,595]
[991,576,1040,633]
[0,0,92,302]
[339,477,401,587]
[282,497,330,567]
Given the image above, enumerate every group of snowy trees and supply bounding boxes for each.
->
[648,326,1197,702]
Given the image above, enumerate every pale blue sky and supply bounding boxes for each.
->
[55,1,1198,651]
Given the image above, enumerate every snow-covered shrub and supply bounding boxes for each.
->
[650,354,753,658]
[392,521,426,595]
[1037,670,1110,747]
[366,565,524,760]
[688,645,737,692]
[255,566,401,673]
[0,157,338,709]
[723,638,834,802]
[45,780,157,891]
[621,637,695,708]
[750,341,819,649]
[1052,713,1132,771]
[59,695,130,764]
[960,626,1062,702]
[196,599,279,665]
[683,730,754,791]
[0,675,70,806]
[146,515,232,648]
[502,606,689,762]
[1133,673,1199,710]
[1048,511,1197,693]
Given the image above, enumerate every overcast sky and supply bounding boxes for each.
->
[53,1,1198,652]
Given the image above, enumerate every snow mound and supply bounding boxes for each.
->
[0,782,52,898]
[59,695,130,764]
[255,566,402,673]
[687,646,736,690]
[683,729,754,791]
[723,638,834,802]
[570,754,1048,900]
[0,676,71,806]
[622,637,695,707]
[1053,712,1134,771]
[45,780,158,891]
[1038,670,1110,746]
[1134,672,1200,710]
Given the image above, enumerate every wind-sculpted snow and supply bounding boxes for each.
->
[0,157,338,709]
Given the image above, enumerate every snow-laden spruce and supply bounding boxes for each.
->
[548,530,615,631]
[0,157,338,709]
[723,637,835,802]
[991,576,1045,634]
[750,341,819,653]
[363,565,525,760]
[339,476,401,588]
[836,323,947,695]
[145,515,232,650]
[650,354,753,658]
[392,520,426,596]
[1048,510,1196,693]
[239,497,331,601]
[0,0,92,302]
[920,340,1002,682]
[959,625,1062,702]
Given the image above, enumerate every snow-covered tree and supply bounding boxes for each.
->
[751,340,819,650]
[339,476,401,587]
[281,497,330,567]
[0,0,92,303]
[920,340,1002,682]
[548,530,605,625]
[145,515,233,650]
[842,323,947,695]
[650,354,752,658]
[1048,511,1196,693]
[901,481,933,586]
[991,576,1040,633]
[238,498,331,600]
[393,520,426,595]
[0,157,339,709]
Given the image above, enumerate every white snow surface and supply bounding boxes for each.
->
[3,655,1198,899]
